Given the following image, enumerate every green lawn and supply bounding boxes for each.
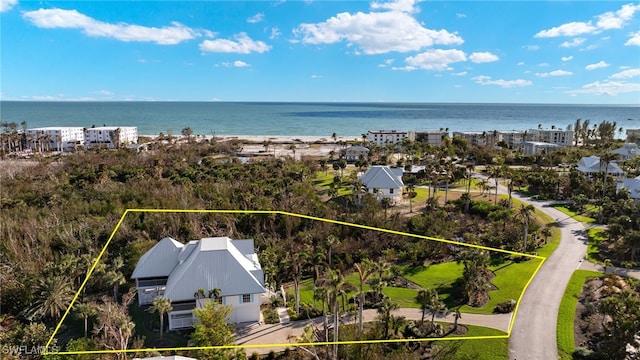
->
[586,228,607,264]
[454,325,508,360]
[557,270,601,360]
[552,205,596,223]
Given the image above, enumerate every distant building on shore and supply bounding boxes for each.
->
[343,145,370,162]
[367,130,408,147]
[526,128,574,147]
[408,130,448,146]
[84,126,138,149]
[25,127,85,151]
[523,141,560,155]
[452,131,499,147]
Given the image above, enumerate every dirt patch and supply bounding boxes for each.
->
[574,278,605,349]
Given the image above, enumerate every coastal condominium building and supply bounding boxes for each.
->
[408,130,448,146]
[25,127,85,151]
[84,126,138,148]
[452,131,500,147]
[627,129,640,144]
[368,130,408,147]
[498,131,526,149]
[526,128,573,147]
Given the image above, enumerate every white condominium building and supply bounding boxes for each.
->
[25,127,85,151]
[526,129,573,146]
[368,130,408,147]
[408,130,448,146]
[84,126,138,148]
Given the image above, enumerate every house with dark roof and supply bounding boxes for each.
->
[359,165,404,202]
[131,236,264,330]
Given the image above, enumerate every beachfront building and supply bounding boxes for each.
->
[526,128,573,147]
[611,143,640,160]
[523,141,561,156]
[452,131,499,147]
[343,145,370,162]
[408,130,448,146]
[576,156,626,179]
[25,127,85,152]
[498,131,526,149]
[360,165,404,202]
[367,130,408,147]
[84,126,138,149]
[131,236,265,330]
[626,129,640,144]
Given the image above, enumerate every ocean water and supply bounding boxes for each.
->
[1,101,638,138]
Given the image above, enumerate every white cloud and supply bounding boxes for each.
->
[517,61,525,66]
[585,61,609,70]
[269,27,281,40]
[311,74,323,78]
[97,90,113,95]
[538,62,550,67]
[400,49,467,71]
[560,37,586,48]
[0,0,17,12]
[200,33,270,54]
[451,71,467,76]
[523,45,539,51]
[293,0,463,54]
[247,13,264,24]
[456,13,467,18]
[536,69,573,77]
[472,75,532,88]
[469,52,499,63]
[561,56,573,61]
[626,31,640,46]
[610,68,640,79]
[568,80,640,96]
[23,8,201,45]
[378,58,395,67]
[535,22,597,38]
[597,3,640,30]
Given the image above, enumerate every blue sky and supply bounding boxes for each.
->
[1,0,639,103]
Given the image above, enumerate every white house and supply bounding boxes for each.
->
[343,145,370,162]
[523,141,560,156]
[617,176,640,201]
[84,126,138,148]
[367,130,408,147]
[25,127,84,151]
[131,236,265,330]
[611,143,640,160]
[576,156,625,177]
[360,165,404,201]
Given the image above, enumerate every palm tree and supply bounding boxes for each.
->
[416,288,444,324]
[354,259,374,335]
[518,204,535,253]
[104,257,126,301]
[320,270,355,359]
[148,296,173,338]
[376,296,399,339]
[24,275,74,321]
[452,306,462,331]
[74,302,97,338]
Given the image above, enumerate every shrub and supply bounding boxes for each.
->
[494,299,516,313]
[263,308,280,324]
[572,346,595,360]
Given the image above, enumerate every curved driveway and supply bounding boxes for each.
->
[479,176,589,360]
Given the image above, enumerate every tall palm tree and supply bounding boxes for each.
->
[376,296,399,339]
[74,302,97,338]
[354,259,374,335]
[104,257,126,301]
[417,288,444,324]
[518,204,535,253]
[320,270,355,359]
[148,296,173,338]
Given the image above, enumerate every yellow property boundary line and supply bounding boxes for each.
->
[44,209,546,356]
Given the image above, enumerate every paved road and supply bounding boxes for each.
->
[235,308,512,355]
[474,175,589,360]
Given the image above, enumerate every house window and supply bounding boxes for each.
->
[389,188,394,194]
[242,294,251,303]
[216,296,223,304]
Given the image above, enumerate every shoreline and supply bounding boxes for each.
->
[141,134,362,144]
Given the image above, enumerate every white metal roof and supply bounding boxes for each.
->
[577,156,625,175]
[130,237,183,279]
[161,237,264,301]
[360,165,404,190]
